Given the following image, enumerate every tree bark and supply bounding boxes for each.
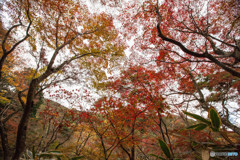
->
[189,72,240,135]
[221,117,240,135]
[12,79,38,160]
[0,123,10,160]
[130,145,135,160]
[0,54,8,80]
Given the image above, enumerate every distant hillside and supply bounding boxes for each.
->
[0,98,74,159]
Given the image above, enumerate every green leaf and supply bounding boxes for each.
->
[194,123,208,131]
[32,146,36,158]
[186,124,202,129]
[150,154,166,160]
[210,127,219,132]
[158,139,171,158]
[209,107,221,132]
[183,111,211,125]
[71,156,85,160]
[186,123,208,131]
[49,151,61,153]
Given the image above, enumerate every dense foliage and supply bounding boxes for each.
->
[0,0,239,160]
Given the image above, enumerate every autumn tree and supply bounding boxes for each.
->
[88,111,118,160]
[88,65,175,159]
[121,0,240,76]
[107,1,240,158]
[155,0,240,77]
[72,123,91,157]
[35,102,76,153]
[95,64,239,158]
[119,0,239,133]
[0,0,124,159]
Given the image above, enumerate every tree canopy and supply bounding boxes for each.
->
[0,0,239,160]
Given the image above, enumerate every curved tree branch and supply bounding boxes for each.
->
[155,2,240,78]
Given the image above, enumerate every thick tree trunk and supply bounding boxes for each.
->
[0,124,10,160]
[11,79,38,160]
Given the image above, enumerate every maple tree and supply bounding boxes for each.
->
[155,0,240,77]
[93,65,239,159]
[0,0,239,159]
[94,56,239,156]
[87,66,171,159]
[151,0,240,136]
[89,100,141,160]
[71,124,91,157]
[87,111,117,160]
[121,0,240,76]
[36,103,75,152]
[119,0,240,134]
[0,0,124,159]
